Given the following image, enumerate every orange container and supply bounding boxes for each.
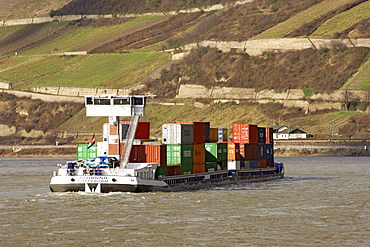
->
[108,143,119,156]
[227,142,241,161]
[144,144,167,167]
[266,127,274,144]
[258,160,267,168]
[109,124,118,135]
[232,124,258,143]
[193,143,205,164]
[193,163,206,173]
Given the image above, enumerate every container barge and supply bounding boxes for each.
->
[49,95,284,193]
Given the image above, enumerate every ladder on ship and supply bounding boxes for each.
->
[120,114,140,167]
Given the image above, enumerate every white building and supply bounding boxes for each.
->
[273,126,307,140]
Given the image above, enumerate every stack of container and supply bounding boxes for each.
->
[94,120,274,178]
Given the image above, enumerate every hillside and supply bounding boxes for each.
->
[0,0,369,144]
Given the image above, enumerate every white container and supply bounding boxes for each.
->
[227,160,241,170]
[162,124,193,145]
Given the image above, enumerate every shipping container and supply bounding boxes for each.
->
[243,160,251,169]
[232,124,258,144]
[167,165,181,176]
[258,127,266,144]
[162,124,193,144]
[109,124,118,135]
[166,144,193,166]
[108,143,119,156]
[120,145,146,163]
[205,143,227,162]
[144,144,167,167]
[241,143,258,161]
[193,163,206,173]
[265,144,274,160]
[249,160,258,169]
[266,159,274,167]
[77,144,98,160]
[205,162,218,172]
[120,121,150,140]
[174,121,210,143]
[209,128,227,142]
[193,143,205,164]
[227,160,241,170]
[227,142,241,161]
[258,160,267,168]
[258,143,266,160]
[180,164,193,175]
[155,166,167,177]
[266,127,274,144]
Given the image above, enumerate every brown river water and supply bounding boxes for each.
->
[0,156,369,246]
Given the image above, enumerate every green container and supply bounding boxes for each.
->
[206,162,218,172]
[155,166,167,178]
[166,144,193,166]
[77,144,97,160]
[180,164,193,175]
[205,143,227,162]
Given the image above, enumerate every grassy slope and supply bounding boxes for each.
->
[310,1,370,38]
[252,0,358,39]
[0,52,171,89]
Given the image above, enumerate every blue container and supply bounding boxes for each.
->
[250,160,258,169]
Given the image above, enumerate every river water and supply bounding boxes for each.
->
[0,156,369,246]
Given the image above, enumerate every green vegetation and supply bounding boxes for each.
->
[252,0,358,39]
[0,52,171,89]
[311,1,370,38]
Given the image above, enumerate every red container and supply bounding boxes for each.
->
[120,145,146,163]
[258,160,267,168]
[144,144,167,167]
[266,127,274,144]
[193,143,205,164]
[167,165,181,176]
[241,143,258,160]
[227,142,241,161]
[193,163,206,173]
[232,124,258,143]
[120,121,150,139]
[174,121,210,143]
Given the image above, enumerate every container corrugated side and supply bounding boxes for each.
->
[166,144,193,166]
[180,164,193,175]
[258,144,266,160]
[205,142,227,162]
[227,142,241,161]
[193,163,205,173]
[162,124,193,144]
[258,127,266,144]
[266,127,274,144]
[167,165,181,176]
[144,144,167,167]
[232,124,258,143]
[120,145,146,163]
[205,162,217,172]
[258,160,267,168]
[193,143,205,164]
[120,121,150,139]
[155,166,167,177]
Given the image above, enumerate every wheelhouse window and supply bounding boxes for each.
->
[113,98,130,105]
[93,98,111,105]
[133,97,145,106]
[86,97,93,105]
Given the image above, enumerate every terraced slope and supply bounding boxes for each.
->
[0,22,68,55]
[0,0,73,20]
[252,0,360,39]
[342,58,370,90]
[0,52,171,89]
[311,1,370,38]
